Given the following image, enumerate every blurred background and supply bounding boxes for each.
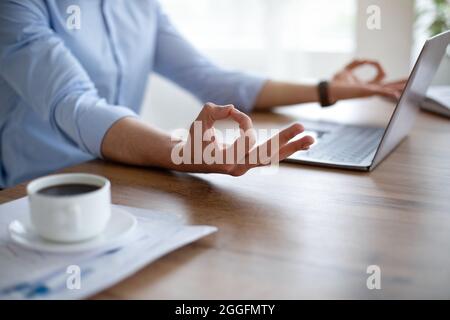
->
[141,0,450,129]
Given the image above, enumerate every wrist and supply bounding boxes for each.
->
[161,138,185,170]
[328,82,341,105]
[329,82,371,103]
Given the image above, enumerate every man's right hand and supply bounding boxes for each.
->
[101,103,314,177]
[173,103,314,176]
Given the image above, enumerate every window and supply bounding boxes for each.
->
[162,0,356,52]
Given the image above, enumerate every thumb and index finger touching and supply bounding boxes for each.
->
[344,59,387,84]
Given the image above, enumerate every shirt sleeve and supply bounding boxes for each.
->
[0,0,137,157]
[153,2,267,114]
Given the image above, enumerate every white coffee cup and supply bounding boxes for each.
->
[27,173,111,243]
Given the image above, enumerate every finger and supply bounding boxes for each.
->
[224,108,256,157]
[223,132,251,165]
[246,123,306,167]
[222,134,315,176]
[344,60,386,84]
[344,59,366,70]
[371,87,401,101]
[278,135,315,160]
[384,83,406,90]
[383,79,408,90]
[385,79,408,86]
[196,102,234,128]
[230,120,304,165]
[229,108,253,132]
[256,123,305,157]
[345,59,382,71]
[356,60,386,84]
[229,108,256,146]
[366,61,386,84]
[190,103,234,153]
[277,123,305,146]
[383,85,405,94]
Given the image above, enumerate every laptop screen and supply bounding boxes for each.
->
[371,31,450,170]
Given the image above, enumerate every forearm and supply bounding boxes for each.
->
[254,81,320,110]
[100,117,210,173]
[253,79,396,111]
[101,117,180,169]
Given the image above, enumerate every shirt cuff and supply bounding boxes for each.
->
[234,75,267,114]
[76,97,138,158]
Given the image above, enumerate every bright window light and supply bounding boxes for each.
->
[161,0,356,53]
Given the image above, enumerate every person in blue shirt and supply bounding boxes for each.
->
[0,0,405,188]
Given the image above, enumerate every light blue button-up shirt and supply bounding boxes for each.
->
[0,0,265,188]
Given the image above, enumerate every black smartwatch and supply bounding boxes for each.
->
[318,81,335,108]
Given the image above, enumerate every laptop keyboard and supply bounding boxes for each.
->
[299,126,385,164]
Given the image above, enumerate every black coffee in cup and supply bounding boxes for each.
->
[37,183,100,196]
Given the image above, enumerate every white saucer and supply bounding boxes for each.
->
[8,207,137,253]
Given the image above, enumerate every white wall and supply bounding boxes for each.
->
[355,0,414,80]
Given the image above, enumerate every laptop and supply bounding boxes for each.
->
[287,30,450,171]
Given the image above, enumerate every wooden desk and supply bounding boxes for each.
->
[1,98,450,299]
